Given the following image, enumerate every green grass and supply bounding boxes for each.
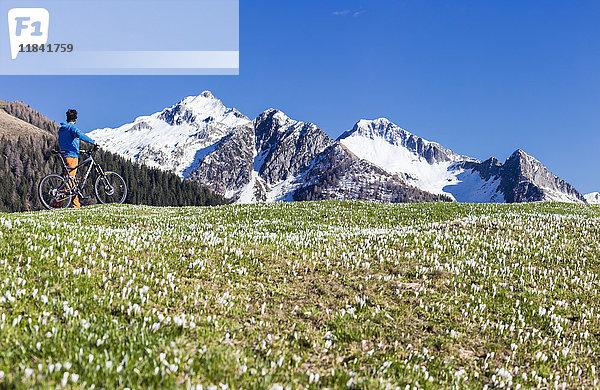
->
[0,201,599,389]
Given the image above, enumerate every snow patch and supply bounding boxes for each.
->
[340,134,462,196]
[585,192,600,204]
[443,169,504,203]
[540,189,587,204]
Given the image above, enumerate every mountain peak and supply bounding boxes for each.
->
[255,109,296,129]
[182,90,216,101]
[88,92,587,205]
[507,149,538,166]
[90,90,250,177]
[179,91,221,108]
[260,108,288,118]
[163,91,249,126]
[356,117,393,127]
[501,148,586,203]
[350,118,409,140]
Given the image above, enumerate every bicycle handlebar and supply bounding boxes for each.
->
[80,144,99,155]
[53,144,98,157]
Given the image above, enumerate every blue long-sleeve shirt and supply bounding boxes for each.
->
[58,122,95,158]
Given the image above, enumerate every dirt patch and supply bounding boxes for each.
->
[397,282,421,290]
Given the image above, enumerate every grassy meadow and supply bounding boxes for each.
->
[0,201,599,389]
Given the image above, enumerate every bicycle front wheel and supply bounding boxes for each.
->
[38,174,72,210]
[95,172,127,204]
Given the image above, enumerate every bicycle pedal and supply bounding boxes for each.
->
[81,196,91,200]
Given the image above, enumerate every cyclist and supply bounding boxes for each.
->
[58,109,96,208]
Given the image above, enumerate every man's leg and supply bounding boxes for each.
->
[63,157,81,208]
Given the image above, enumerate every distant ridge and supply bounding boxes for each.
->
[339,118,586,203]
[91,91,587,204]
[92,92,448,203]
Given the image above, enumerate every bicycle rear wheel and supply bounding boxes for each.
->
[38,174,72,210]
[95,172,127,204]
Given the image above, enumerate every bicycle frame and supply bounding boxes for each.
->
[60,153,108,196]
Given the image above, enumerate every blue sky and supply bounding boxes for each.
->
[1,0,599,193]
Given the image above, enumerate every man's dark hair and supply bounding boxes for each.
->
[66,109,78,123]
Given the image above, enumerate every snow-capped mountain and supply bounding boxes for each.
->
[338,118,477,197]
[91,91,587,204]
[339,118,586,203]
[89,91,250,177]
[585,192,600,204]
[294,143,450,203]
[338,118,507,202]
[186,109,445,203]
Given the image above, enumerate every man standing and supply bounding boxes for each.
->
[58,109,95,208]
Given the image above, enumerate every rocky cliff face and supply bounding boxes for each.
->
[294,144,451,203]
[459,150,586,203]
[254,109,336,185]
[186,124,255,197]
[499,150,586,203]
[464,157,502,181]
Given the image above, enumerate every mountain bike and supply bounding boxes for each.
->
[38,144,127,209]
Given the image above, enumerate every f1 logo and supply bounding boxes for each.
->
[8,8,49,60]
